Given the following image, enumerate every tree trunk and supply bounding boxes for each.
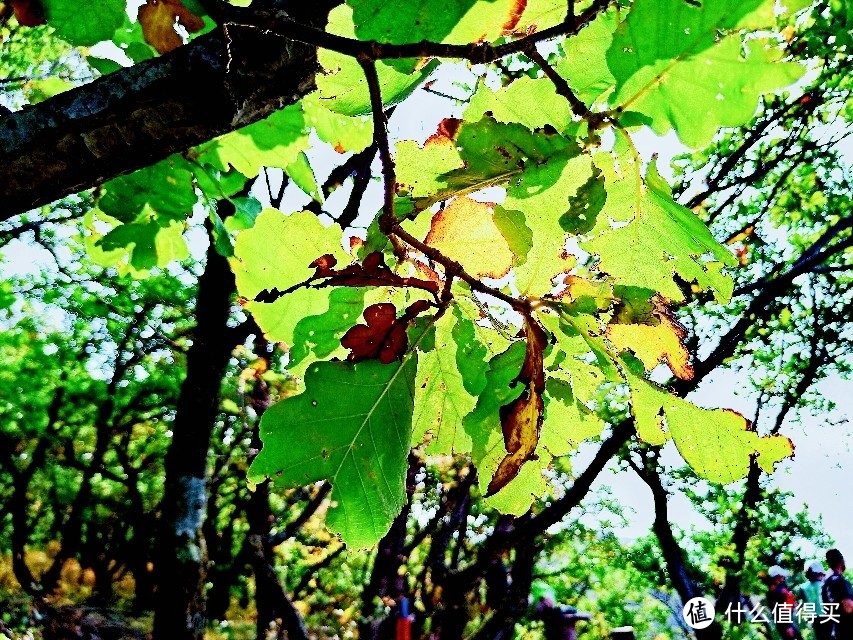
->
[152,225,236,640]
[358,452,421,640]
[639,459,724,640]
[244,336,310,640]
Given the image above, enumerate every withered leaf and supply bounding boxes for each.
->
[10,0,45,26]
[251,252,440,305]
[487,317,548,496]
[341,300,433,364]
[314,252,440,294]
[138,0,204,55]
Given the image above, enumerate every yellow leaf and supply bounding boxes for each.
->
[607,299,693,380]
[424,197,514,279]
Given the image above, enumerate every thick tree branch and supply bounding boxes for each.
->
[0,27,316,219]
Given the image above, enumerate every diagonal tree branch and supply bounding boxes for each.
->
[0,23,317,219]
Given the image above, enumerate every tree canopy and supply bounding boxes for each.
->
[0,0,851,639]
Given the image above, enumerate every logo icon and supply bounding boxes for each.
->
[683,597,716,629]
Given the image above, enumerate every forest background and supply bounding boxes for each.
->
[0,0,851,639]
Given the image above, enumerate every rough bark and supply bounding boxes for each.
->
[152,223,236,640]
[0,20,316,219]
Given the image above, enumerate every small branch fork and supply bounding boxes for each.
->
[524,46,615,129]
[357,52,533,313]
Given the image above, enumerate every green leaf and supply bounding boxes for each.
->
[505,153,593,296]
[284,152,321,201]
[398,119,592,299]
[42,0,125,46]
[87,56,123,76]
[466,347,604,515]
[287,287,367,377]
[397,117,587,219]
[96,219,189,272]
[249,357,417,548]
[98,155,199,224]
[582,137,736,302]
[493,206,533,267]
[627,372,794,483]
[463,342,526,504]
[464,76,573,131]
[23,77,73,104]
[196,104,309,178]
[316,6,437,116]
[209,210,234,258]
[224,197,262,233]
[606,0,804,147]
[412,308,484,454]
[303,94,373,153]
[556,8,619,107]
[542,379,604,452]
[348,0,533,44]
[231,209,350,347]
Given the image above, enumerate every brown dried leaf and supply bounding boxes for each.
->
[252,252,440,304]
[341,300,432,364]
[501,0,527,34]
[313,251,440,295]
[10,0,44,26]
[487,318,548,495]
[138,0,204,55]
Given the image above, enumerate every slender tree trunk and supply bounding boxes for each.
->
[244,336,310,640]
[358,452,421,640]
[635,457,724,640]
[471,542,539,640]
[152,227,236,640]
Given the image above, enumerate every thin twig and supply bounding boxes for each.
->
[565,0,575,24]
[358,54,396,231]
[390,224,528,311]
[524,45,592,124]
[224,0,612,64]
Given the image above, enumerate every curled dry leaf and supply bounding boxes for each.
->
[138,0,204,54]
[313,251,441,295]
[487,317,548,495]
[341,300,433,364]
[425,197,515,279]
[252,251,440,304]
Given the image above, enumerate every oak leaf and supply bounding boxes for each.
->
[425,197,515,279]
